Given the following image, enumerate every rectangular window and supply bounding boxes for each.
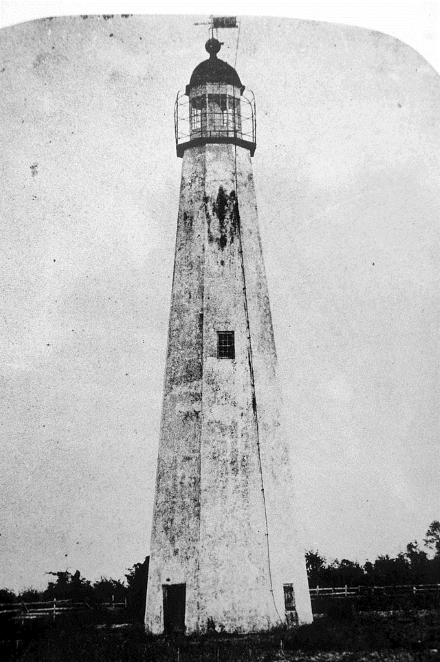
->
[217,331,235,359]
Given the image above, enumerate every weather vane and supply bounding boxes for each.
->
[194,16,240,65]
[195,15,238,37]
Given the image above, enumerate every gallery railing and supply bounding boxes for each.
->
[174,88,256,157]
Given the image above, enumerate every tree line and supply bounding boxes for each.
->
[306,520,440,588]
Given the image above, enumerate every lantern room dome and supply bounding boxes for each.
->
[186,38,244,93]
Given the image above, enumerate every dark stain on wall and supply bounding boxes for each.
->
[183,211,193,237]
[204,196,213,245]
[205,187,240,251]
[214,186,228,220]
[230,190,240,236]
[169,355,202,386]
[213,186,229,250]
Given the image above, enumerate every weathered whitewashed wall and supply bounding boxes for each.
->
[145,143,312,633]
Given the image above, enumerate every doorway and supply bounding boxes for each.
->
[163,583,186,634]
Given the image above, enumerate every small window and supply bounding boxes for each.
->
[217,331,235,359]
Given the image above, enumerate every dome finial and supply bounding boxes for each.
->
[205,38,222,58]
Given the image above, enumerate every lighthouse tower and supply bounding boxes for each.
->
[145,37,313,634]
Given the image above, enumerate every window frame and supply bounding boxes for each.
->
[217,330,235,360]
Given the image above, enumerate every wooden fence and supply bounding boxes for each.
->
[309,583,440,599]
[1,585,439,622]
[0,597,127,622]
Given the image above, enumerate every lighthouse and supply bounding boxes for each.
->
[145,36,313,634]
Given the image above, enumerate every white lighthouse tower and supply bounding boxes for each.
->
[145,36,313,634]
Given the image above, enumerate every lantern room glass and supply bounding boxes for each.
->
[189,84,242,139]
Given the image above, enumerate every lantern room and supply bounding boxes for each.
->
[175,38,256,157]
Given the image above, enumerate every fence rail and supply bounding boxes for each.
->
[310,583,440,599]
[2,583,440,616]
[1,585,439,621]
[0,598,127,621]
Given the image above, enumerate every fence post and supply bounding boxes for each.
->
[316,585,319,596]
[345,585,348,597]
[53,597,56,622]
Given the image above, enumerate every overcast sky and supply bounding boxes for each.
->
[1,2,439,73]
[1,10,439,592]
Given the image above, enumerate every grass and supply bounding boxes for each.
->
[1,607,439,661]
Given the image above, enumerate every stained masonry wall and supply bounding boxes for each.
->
[145,143,312,634]
[145,147,205,633]
[234,147,313,625]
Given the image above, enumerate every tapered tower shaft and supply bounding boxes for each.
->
[145,39,312,634]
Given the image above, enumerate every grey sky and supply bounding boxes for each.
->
[1,14,439,592]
